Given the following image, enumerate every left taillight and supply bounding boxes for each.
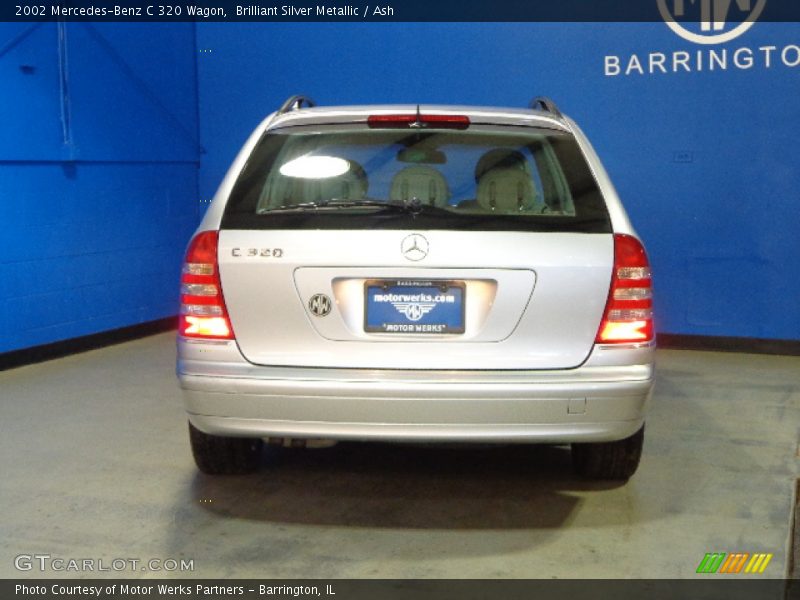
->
[179,231,234,340]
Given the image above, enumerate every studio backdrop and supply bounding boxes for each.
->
[2,19,798,353]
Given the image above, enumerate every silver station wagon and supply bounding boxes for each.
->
[177,96,655,480]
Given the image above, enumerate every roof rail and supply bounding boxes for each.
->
[277,95,316,115]
[529,97,562,119]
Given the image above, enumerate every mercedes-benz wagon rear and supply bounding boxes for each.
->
[177,96,655,480]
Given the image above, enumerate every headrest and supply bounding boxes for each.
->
[476,167,537,212]
[390,166,450,207]
[474,149,529,182]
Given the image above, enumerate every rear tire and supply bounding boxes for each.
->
[571,425,644,480]
[188,421,263,475]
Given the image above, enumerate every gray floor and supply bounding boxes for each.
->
[1,333,798,579]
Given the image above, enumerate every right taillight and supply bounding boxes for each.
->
[595,234,654,344]
[179,231,234,340]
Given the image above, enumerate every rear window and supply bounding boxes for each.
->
[221,125,611,233]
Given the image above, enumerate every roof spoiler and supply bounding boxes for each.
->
[275,94,563,119]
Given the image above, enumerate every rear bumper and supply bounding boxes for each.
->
[178,344,654,443]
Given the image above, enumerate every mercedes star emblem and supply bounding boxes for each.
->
[401,233,429,261]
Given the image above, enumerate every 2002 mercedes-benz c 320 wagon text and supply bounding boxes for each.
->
[177,96,655,480]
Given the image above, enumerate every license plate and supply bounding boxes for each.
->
[364,280,465,334]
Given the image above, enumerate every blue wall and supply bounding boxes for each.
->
[0,23,201,353]
[195,22,800,341]
[2,22,798,353]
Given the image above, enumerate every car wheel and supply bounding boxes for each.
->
[571,425,644,480]
[188,421,263,475]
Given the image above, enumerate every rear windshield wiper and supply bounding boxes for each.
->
[258,198,441,215]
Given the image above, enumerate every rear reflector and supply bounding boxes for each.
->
[367,114,470,130]
[596,234,654,344]
[181,304,223,316]
[183,263,214,276]
[613,287,652,301]
[179,231,234,340]
[180,283,218,296]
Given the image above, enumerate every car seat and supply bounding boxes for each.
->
[474,149,530,183]
[259,159,368,208]
[308,160,368,202]
[474,149,538,213]
[476,167,537,212]
[389,166,450,207]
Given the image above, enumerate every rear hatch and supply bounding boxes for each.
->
[217,116,614,370]
[218,230,611,369]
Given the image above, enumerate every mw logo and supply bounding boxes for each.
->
[658,0,766,44]
[696,552,773,574]
[308,293,332,317]
[392,302,436,322]
[673,0,753,32]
